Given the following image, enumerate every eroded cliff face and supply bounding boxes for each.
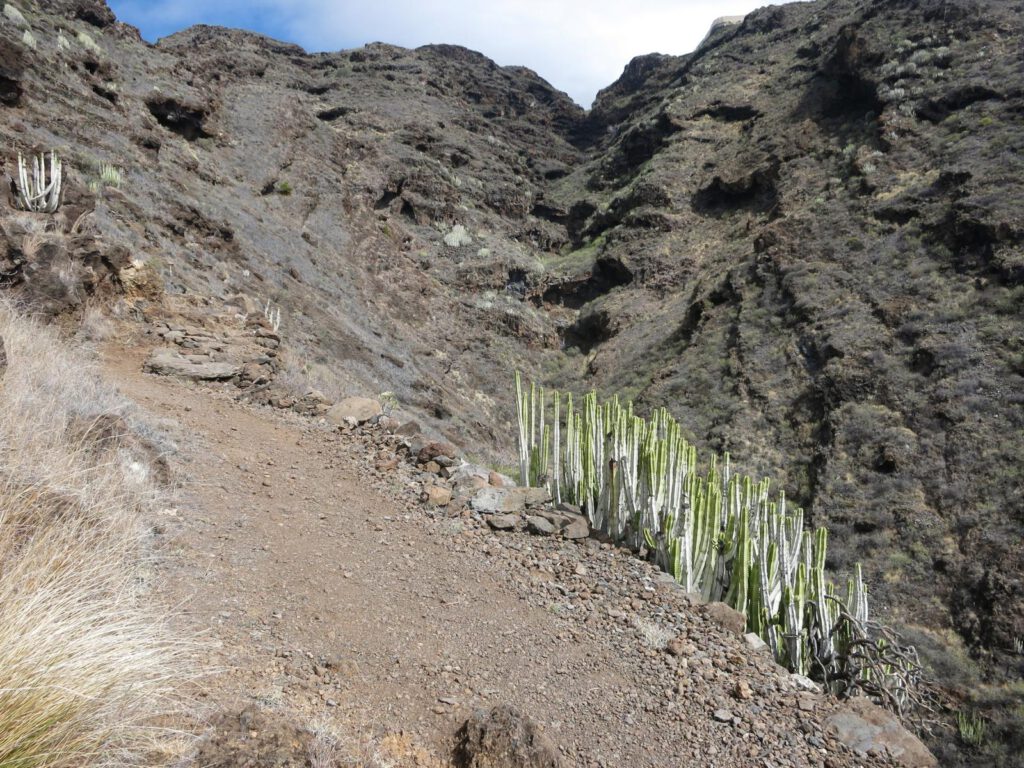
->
[1,0,1022,761]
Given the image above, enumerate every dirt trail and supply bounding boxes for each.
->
[104,348,886,768]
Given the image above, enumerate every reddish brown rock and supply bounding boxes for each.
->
[421,485,452,507]
[417,440,458,464]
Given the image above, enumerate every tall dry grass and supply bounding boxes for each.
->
[0,304,188,767]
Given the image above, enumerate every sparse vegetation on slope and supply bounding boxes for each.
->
[0,306,187,767]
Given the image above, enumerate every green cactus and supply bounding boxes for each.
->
[511,373,878,680]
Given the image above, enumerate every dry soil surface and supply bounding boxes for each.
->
[104,348,888,768]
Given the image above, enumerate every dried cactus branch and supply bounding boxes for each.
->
[810,595,937,725]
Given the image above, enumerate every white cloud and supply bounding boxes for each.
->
[111,0,776,107]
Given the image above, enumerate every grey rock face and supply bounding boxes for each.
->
[826,697,937,767]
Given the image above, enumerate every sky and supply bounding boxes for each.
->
[107,0,779,108]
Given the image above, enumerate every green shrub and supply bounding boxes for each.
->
[958,709,987,747]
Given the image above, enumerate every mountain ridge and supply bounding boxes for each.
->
[1,0,1022,763]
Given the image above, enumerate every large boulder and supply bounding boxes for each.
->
[825,697,937,767]
[325,396,382,426]
[144,349,239,381]
[470,486,551,514]
[455,705,560,768]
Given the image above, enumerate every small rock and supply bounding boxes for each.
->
[562,514,590,540]
[417,440,458,464]
[488,514,517,531]
[702,601,747,636]
[421,485,452,507]
[743,632,768,652]
[712,709,733,723]
[797,694,816,712]
[144,349,239,381]
[526,515,556,536]
[734,680,753,700]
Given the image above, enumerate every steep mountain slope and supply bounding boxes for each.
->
[555,0,1024,685]
[0,0,1022,762]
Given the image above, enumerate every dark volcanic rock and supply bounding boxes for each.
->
[455,705,560,768]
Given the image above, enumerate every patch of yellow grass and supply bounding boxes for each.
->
[0,304,189,767]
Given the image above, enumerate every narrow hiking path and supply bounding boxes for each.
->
[104,348,888,768]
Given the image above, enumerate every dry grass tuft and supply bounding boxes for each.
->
[310,722,449,768]
[0,304,190,767]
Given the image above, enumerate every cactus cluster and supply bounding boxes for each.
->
[15,151,62,213]
[88,161,122,194]
[263,300,282,332]
[514,372,871,677]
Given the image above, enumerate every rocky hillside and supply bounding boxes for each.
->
[0,0,1021,763]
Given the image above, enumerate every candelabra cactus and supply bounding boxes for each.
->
[513,373,878,682]
[263,300,282,333]
[15,151,62,213]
